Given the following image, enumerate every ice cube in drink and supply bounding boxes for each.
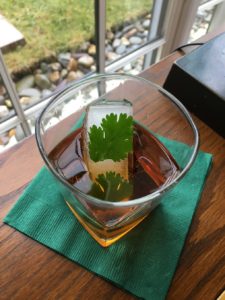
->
[83,99,133,182]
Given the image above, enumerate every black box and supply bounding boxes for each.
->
[163,33,225,138]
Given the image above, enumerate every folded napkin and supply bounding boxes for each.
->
[4,138,212,300]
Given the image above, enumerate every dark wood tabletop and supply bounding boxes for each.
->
[1,31,225,300]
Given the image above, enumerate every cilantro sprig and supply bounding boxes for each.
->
[89,171,133,201]
[88,113,133,162]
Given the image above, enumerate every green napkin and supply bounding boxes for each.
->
[4,140,212,300]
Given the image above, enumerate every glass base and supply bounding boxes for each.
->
[66,202,147,247]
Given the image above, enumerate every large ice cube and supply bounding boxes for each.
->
[83,99,133,181]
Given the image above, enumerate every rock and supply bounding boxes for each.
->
[0,85,6,96]
[16,75,35,93]
[5,99,12,109]
[112,38,121,49]
[66,71,83,82]
[48,70,60,84]
[49,62,62,71]
[105,44,113,53]
[0,95,5,105]
[106,52,119,61]
[122,24,135,34]
[143,19,150,29]
[40,62,49,73]
[78,55,94,68]
[34,69,42,75]
[115,44,126,55]
[114,31,123,39]
[125,28,137,38]
[123,63,132,72]
[8,129,16,138]
[58,52,71,68]
[0,134,9,145]
[80,41,90,52]
[129,36,142,45]
[106,31,114,41]
[35,74,52,89]
[19,88,41,101]
[121,37,130,46]
[19,96,32,106]
[90,65,96,72]
[67,58,78,71]
[0,105,9,118]
[42,89,52,98]
[61,69,68,79]
[88,44,96,55]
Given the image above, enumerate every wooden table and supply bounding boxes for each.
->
[1,37,225,300]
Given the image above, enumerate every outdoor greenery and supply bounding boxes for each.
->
[0,0,152,73]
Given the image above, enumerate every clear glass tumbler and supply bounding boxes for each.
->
[35,74,199,247]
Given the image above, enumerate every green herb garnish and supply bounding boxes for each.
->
[88,113,133,162]
[89,171,132,201]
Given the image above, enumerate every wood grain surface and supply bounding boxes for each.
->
[1,45,225,299]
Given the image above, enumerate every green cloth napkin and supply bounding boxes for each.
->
[4,140,212,300]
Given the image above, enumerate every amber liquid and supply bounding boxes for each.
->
[48,123,180,246]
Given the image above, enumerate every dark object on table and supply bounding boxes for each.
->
[163,32,225,138]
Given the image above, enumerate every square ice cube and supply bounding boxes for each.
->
[83,99,133,181]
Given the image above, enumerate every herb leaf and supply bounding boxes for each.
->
[89,171,133,201]
[88,113,133,162]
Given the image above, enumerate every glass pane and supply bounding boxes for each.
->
[106,0,153,65]
[0,1,95,105]
[117,56,144,75]
[190,2,215,41]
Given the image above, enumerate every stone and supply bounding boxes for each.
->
[0,134,9,145]
[16,75,35,93]
[61,69,68,79]
[34,69,42,75]
[105,44,113,53]
[125,28,137,38]
[66,71,83,82]
[80,41,90,52]
[58,52,71,68]
[8,129,16,138]
[78,55,94,68]
[48,71,60,84]
[122,24,135,34]
[0,105,9,118]
[123,63,132,72]
[42,89,52,98]
[143,19,150,29]
[40,62,49,73]
[49,62,62,71]
[0,85,6,96]
[106,52,119,61]
[35,74,52,89]
[114,31,123,39]
[19,96,32,105]
[4,99,12,109]
[115,44,126,55]
[88,44,96,55]
[112,38,121,49]
[106,31,114,41]
[90,65,96,72]
[121,37,130,46]
[67,58,78,71]
[19,88,41,101]
[129,36,142,45]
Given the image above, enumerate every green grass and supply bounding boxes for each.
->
[0,0,152,73]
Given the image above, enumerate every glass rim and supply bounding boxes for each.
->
[35,73,199,208]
